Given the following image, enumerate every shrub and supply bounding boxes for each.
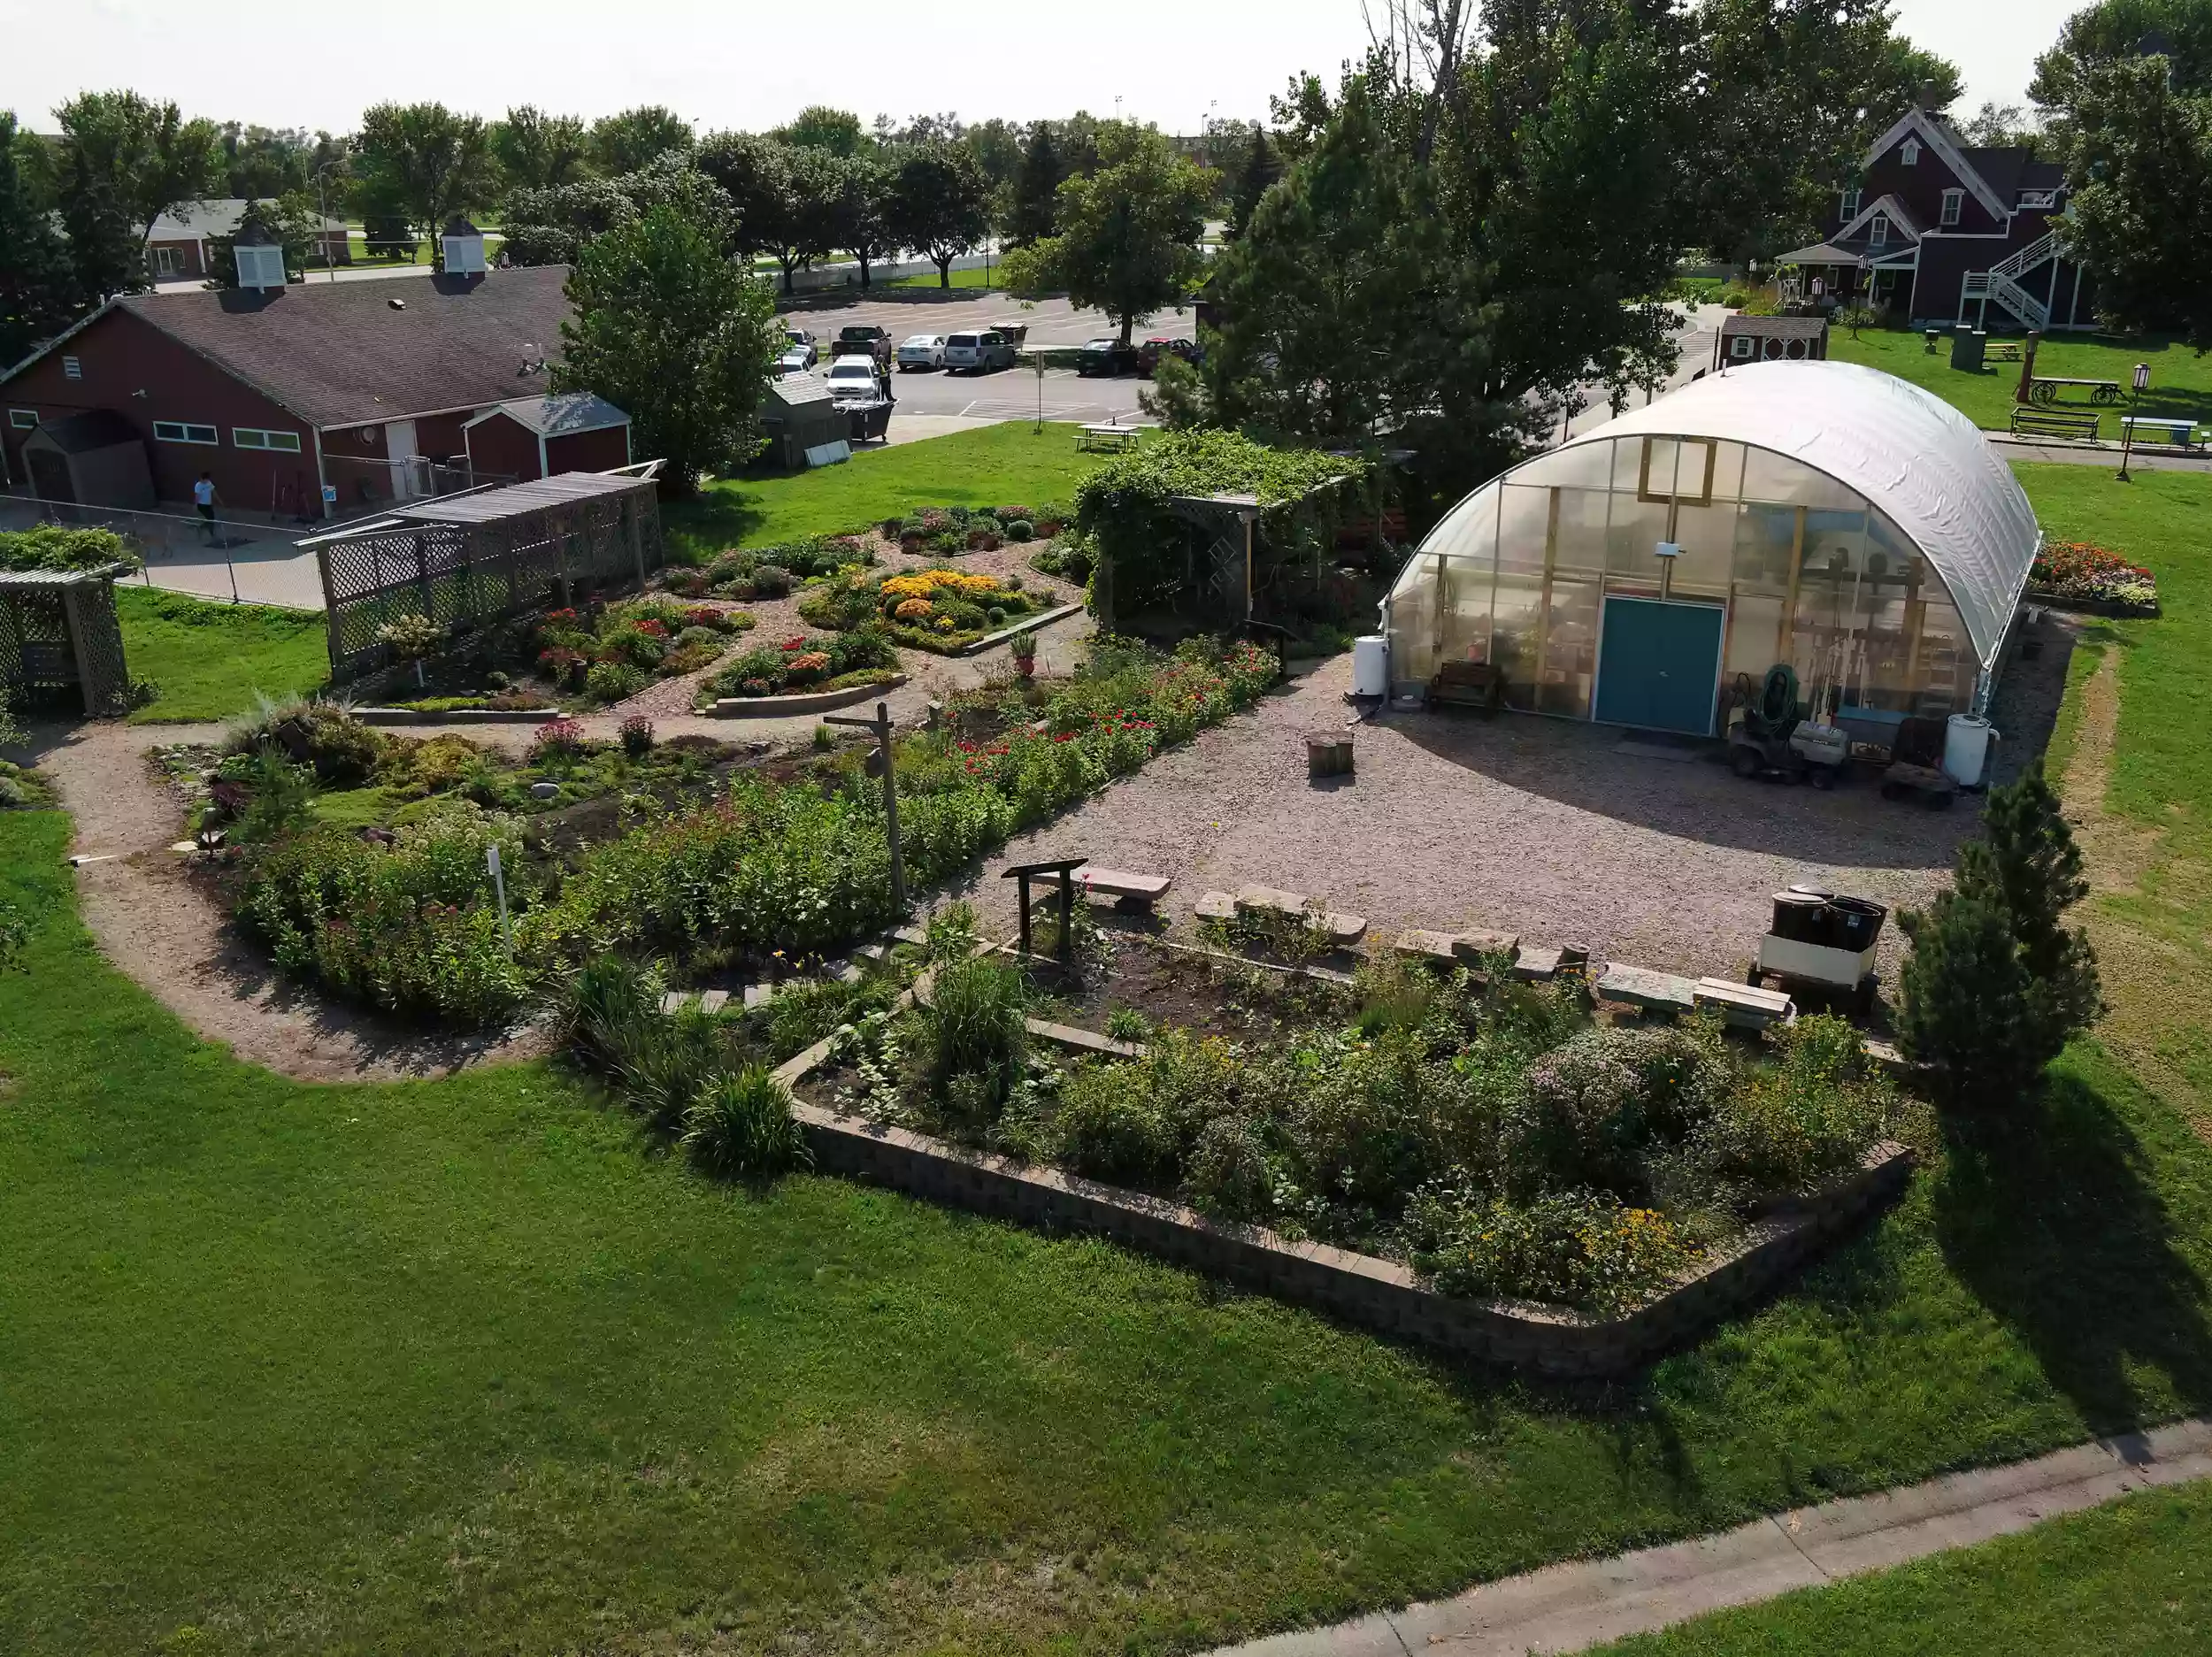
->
[612,1000,727,1136]
[750,564,795,598]
[234,743,319,842]
[227,696,388,786]
[921,955,1028,1124]
[375,612,445,660]
[530,717,586,761]
[1502,1021,1732,1201]
[561,954,662,1069]
[1688,1015,1901,1207]
[0,525,138,573]
[1004,518,1035,542]
[1183,1114,1274,1220]
[1408,1185,1697,1314]
[924,899,980,963]
[1052,1060,1176,1185]
[584,661,647,703]
[683,1067,811,1178]
[619,715,656,756]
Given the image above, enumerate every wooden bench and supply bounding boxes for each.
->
[2120,416,2201,449]
[1428,660,1503,714]
[2010,407,2101,443]
[1077,423,1142,452]
[1079,867,1172,909]
[1693,977,1795,1031]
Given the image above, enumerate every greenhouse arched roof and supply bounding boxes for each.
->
[1558,359,2040,668]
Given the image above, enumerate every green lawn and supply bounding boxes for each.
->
[666,421,1123,556]
[887,265,1003,290]
[116,586,328,725]
[1595,1483,2212,1655]
[6,471,2212,1653]
[1829,326,2212,433]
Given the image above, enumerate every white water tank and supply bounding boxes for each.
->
[1352,635,1390,698]
[1944,715,1997,787]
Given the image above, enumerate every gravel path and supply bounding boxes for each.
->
[26,720,552,1083]
[949,632,2076,990]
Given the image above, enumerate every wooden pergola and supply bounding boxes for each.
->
[0,564,133,717]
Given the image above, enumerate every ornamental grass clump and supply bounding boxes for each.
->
[682,1067,811,1178]
[920,955,1029,1126]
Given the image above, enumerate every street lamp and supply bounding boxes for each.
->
[2118,361,2151,481]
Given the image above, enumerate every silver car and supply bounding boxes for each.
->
[942,329,1016,373]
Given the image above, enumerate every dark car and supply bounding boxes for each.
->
[1076,337,1140,377]
[1136,335,1199,377]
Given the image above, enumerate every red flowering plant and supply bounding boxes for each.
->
[529,717,586,763]
[2031,540,2157,608]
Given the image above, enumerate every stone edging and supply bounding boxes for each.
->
[2024,587,2161,619]
[355,706,559,725]
[953,602,1087,657]
[704,674,908,718]
[772,1011,1915,1376]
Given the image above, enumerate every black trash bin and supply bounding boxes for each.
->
[1771,891,1832,943]
[1830,895,1887,953]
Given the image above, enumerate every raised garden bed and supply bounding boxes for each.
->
[2028,541,2160,616]
[707,674,909,717]
[695,629,902,704]
[779,938,1918,1375]
[800,565,1056,653]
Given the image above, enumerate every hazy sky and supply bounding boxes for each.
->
[2,0,2085,135]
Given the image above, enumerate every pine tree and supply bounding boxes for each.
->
[1008,123,1064,247]
[1898,761,2104,1112]
[1226,125,1280,239]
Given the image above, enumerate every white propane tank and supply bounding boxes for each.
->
[1944,715,1996,787]
[1352,635,1390,699]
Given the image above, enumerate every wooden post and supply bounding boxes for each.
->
[626,489,647,591]
[1056,869,1073,966]
[1016,871,1033,958]
[2017,330,2041,405]
[823,700,905,912]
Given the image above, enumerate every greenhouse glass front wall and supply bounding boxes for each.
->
[1386,433,1982,733]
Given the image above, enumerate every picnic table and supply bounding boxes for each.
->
[2029,376,2124,406]
[1078,423,1145,451]
[1987,341,2024,362]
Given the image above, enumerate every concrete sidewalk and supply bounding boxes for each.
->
[1211,1417,2212,1656]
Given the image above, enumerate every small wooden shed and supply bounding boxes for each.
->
[19,410,156,510]
[0,565,134,716]
[760,372,849,470]
[1715,314,1830,370]
[463,392,633,483]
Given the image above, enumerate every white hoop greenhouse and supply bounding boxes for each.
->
[1383,360,2043,737]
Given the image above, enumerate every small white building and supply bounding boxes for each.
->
[1384,360,2042,737]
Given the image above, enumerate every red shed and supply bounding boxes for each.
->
[464,393,633,482]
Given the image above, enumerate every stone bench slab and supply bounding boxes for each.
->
[1081,867,1172,903]
[1510,946,1564,982]
[1694,977,1794,1029]
[1594,963,1700,1013]
[1233,884,1310,920]
[1451,929,1521,963]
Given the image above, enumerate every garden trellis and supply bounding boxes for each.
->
[0,565,134,717]
[305,466,665,681]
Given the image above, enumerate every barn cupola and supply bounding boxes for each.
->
[442,215,488,275]
[232,211,288,291]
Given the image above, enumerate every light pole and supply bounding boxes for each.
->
[2117,361,2151,482]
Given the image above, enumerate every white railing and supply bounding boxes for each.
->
[1992,231,2059,281]
[1987,271,2050,329]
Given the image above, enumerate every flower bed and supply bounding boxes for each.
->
[699,628,902,702]
[797,940,1916,1325]
[2029,540,2159,614]
[880,504,1067,558]
[800,565,1052,651]
[534,596,757,705]
[667,536,875,601]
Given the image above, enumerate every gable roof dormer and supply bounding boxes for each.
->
[1861,107,2008,223]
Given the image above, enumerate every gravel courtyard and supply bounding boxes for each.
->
[963,624,2078,989]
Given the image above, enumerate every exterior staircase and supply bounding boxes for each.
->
[1962,232,2060,330]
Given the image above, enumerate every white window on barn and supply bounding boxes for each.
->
[153,246,184,276]
[8,409,36,430]
[232,428,303,453]
[1901,138,1922,165]
[153,421,219,445]
[1868,216,1888,248]
[62,356,81,380]
[1939,188,1963,227]
[1730,334,1755,360]
[1840,189,1861,221]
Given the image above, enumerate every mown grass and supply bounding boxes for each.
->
[1595,1481,2212,1655]
[665,421,1119,556]
[887,265,1002,289]
[1829,326,2212,433]
[5,469,2212,1654]
[116,586,328,725]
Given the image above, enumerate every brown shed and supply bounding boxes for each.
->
[759,372,849,470]
[1715,314,1830,370]
[19,410,156,510]
[463,392,632,482]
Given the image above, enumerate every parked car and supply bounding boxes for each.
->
[832,326,894,368]
[1137,335,1199,377]
[825,357,887,403]
[782,329,818,367]
[775,347,813,377]
[943,329,1018,373]
[897,334,947,370]
[1077,336,1140,377]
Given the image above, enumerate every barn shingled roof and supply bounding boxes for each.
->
[111,266,574,430]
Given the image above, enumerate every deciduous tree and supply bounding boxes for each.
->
[831,151,899,287]
[353,102,497,267]
[774,106,866,157]
[556,204,780,497]
[58,146,145,304]
[53,89,221,243]
[0,110,77,362]
[492,106,592,193]
[999,123,1212,345]
[696,130,793,265]
[888,141,991,287]
[1008,122,1066,245]
[588,106,693,174]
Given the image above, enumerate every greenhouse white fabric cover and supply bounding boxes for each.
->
[1561,360,2041,671]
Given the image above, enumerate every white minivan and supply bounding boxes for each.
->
[942,330,1015,373]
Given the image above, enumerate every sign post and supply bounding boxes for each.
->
[821,700,904,911]
[487,842,514,954]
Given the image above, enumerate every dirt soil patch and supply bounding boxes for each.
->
[1028,935,1354,1042]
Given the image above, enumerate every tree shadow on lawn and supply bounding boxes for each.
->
[664,491,769,559]
[1935,1067,2212,1431]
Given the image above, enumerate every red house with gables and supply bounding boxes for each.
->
[1780,104,2097,334]
[0,244,623,520]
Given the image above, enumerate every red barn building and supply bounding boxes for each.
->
[0,263,618,520]
[1778,104,2096,333]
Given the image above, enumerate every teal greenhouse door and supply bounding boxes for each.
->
[1593,597,1726,735]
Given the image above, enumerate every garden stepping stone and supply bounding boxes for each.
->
[1194,890,1238,922]
[1594,963,1699,1014]
[660,992,691,1015]
[742,984,774,1009]
[696,989,729,1014]
[892,924,930,947]
[529,781,560,800]
[1233,884,1310,921]
[1450,929,1521,963]
[1394,928,1462,963]
[1319,912,1369,945]
[855,943,888,964]
[1510,945,1564,981]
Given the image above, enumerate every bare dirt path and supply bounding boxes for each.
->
[30,719,551,1084]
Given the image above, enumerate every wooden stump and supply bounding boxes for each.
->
[1305,731,1355,779]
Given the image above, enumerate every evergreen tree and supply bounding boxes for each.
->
[1898,762,2104,1113]
[1008,123,1065,245]
[0,111,78,362]
[1226,124,1281,238]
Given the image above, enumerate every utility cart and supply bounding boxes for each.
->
[1750,886,1887,1016]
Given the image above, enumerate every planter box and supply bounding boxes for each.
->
[2024,586,2160,619]
[707,674,906,718]
[775,1013,1915,1376]
[355,706,558,725]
